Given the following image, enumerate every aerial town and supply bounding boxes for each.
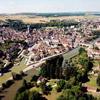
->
[0,15,100,100]
[0,18,100,66]
[0,0,100,100]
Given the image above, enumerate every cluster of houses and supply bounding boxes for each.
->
[0,18,100,66]
[87,40,100,59]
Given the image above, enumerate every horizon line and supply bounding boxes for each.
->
[0,11,100,15]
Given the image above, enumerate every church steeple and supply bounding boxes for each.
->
[27,25,30,34]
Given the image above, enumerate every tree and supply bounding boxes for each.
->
[22,79,28,89]
[79,48,86,55]
[14,90,29,100]
[57,85,96,100]
[39,56,63,79]
[39,64,48,77]
[12,72,22,80]
[56,79,65,92]
[31,75,39,82]
[63,66,77,80]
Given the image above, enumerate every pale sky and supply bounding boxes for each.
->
[0,0,100,13]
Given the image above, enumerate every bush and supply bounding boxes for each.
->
[96,73,100,86]
[56,86,62,92]
[5,79,14,88]
[20,71,26,76]
[56,79,65,92]
[2,83,6,89]
[31,75,39,82]
[14,90,29,100]
[12,72,22,80]
[17,86,27,93]
[2,80,14,89]
[29,91,43,100]
[64,82,71,89]
[96,88,100,92]
[46,85,52,91]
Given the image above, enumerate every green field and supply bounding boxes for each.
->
[0,58,27,86]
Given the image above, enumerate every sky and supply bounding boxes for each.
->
[0,0,100,13]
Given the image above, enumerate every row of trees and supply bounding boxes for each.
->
[39,55,63,79]
[2,19,79,31]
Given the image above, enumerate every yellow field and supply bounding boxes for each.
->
[0,15,99,24]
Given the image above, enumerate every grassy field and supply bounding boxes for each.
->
[0,58,27,86]
[0,68,38,100]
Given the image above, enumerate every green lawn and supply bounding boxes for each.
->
[0,58,27,85]
[86,76,97,87]
[86,76,100,89]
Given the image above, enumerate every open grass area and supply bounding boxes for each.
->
[0,15,98,24]
[86,76,100,89]
[63,47,80,60]
[0,58,27,85]
[86,76,97,87]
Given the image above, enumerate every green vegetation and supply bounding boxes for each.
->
[8,48,98,100]
[0,59,27,85]
[4,19,79,31]
[57,85,96,100]
[39,55,63,79]
[87,76,97,87]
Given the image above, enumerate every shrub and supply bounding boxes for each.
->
[96,88,100,92]
[2,80,14,89]
[5,79,14,88]
[17,86,27,93]
[12,72,22,80]
[20,71,25,76]
[64,82,71,89]
[56,79,65,92]
[31,75,39,82]
[2,83,6,89]
[96,73,100,86]
[56,86,62,92]
[46,85,52,91]
[29,91,43,100]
